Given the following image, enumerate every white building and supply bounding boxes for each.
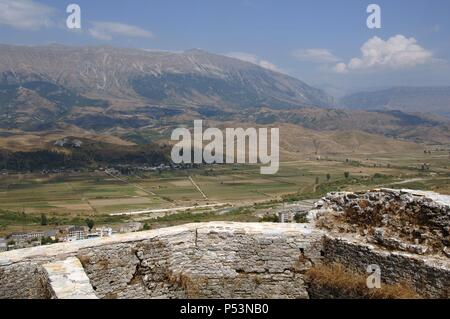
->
[278,211,295,223]
[0,238,6,252]
[88,227,113,239]
[97,227,113,237]
[9,232,45,243]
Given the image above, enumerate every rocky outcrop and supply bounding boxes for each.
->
[314,188,450,257]
[310,188,450,298]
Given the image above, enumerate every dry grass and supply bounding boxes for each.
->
[305,263,421,299]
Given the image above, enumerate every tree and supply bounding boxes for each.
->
[260,215,279,223]
[42,237,59,245]
[85,218,95,231]
[40,213,48,226]
[344,172,350,179]
[326,174,331,182]
[294,213,308,224]
[143,223,151,231]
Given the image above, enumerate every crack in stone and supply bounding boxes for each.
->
[194,228,199,248]
[127,249,145,286]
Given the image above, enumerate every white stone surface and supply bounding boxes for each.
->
[43,257,98,299]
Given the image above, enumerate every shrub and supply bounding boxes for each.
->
[40,213,48,226]
[260,214,279,223]
[294,212,308,224]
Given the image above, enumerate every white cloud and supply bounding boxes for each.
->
[292,49,339,63]
[0,0,55,30]
[333,63,348,74]
[334,35,433,73]
[226,52,282,72]
[89,21,154,40]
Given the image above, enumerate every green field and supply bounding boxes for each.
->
[0,149,449,236]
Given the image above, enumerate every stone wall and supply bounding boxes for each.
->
[0,222,323,299]
[0,261,50,299]
[322,235,450,298]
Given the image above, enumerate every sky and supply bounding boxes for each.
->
[0,0,449,96]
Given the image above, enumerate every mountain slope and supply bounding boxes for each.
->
[340,87,450,118]
[0,44,449,154]
[0,44,332,110]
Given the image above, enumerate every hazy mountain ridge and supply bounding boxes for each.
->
[340,87,450,118]
[0,44,332,109]
[216,108,450,144]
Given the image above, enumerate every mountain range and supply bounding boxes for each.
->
[0,44,449,158]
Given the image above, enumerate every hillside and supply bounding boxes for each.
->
[0,44,332,110]
[0,44,448,163]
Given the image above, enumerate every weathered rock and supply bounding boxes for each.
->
[317,189,450,256]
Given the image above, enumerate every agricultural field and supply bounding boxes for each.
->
[0,149,449,236]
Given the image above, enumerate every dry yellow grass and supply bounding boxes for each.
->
[305,263,421,299]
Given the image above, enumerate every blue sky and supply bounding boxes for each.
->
[0,0,449,95]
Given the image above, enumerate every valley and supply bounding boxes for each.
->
[0,44,449,242]
[0,148,448,237]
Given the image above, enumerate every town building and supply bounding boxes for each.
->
[28,232,45,240]
[9,233,28,243]
[278,211,295,223]
[9,232,45,243]
[67,226,88,241]
[87,227,113,239]
[96,227,113,237]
